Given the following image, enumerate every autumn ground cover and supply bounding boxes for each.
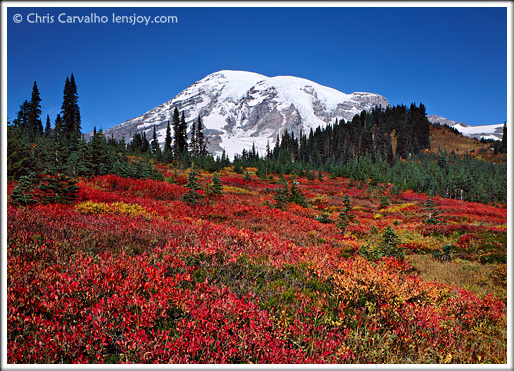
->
[7,166,507,363]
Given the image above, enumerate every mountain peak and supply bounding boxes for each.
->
[101,70,390,158]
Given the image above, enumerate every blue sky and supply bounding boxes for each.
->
[6,4,508,134]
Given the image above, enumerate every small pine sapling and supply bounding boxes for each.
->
[378,225,405,259]
[379,196,390,209]
[182,169,203,205]
[314,212,332,224]
[274,182,290,211]
[244,170,251,181]
[423,198,446,225]
[337,194,355,233]
[9,172,38,206]
[206,172,223,199]
[289,180,307,207]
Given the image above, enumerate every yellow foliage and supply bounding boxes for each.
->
[223,186,255,195]
[381,202,417,214]
[309,195,327,205]
[75,200,112,214]
[75,201,153,218]
[111,202,147,216]
[324,205,340,213]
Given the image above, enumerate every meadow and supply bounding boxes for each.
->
[7,165,507,363]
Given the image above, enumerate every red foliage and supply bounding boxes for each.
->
[7,171,507,364]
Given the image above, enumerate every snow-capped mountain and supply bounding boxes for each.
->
[100,70,389,158]
[427,115,504,141]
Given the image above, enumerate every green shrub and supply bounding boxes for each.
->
[379,196,390,209]
[359,225,405,260]
[432,244,454,261]
[206,172,223,199]
[314,212,332,224]
[182,169,203,205]
[273,182,290,211]
[337,194,355,233]
[9,172,38,206]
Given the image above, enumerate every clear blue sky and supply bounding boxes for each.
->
[6,5,508,134]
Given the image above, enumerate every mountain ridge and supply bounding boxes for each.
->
[427,114,504,141]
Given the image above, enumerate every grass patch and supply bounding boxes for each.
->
[406,254,506,301]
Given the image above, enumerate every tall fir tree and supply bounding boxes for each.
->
[501,122,507,154]
[28,81,43,141]
[196,115,207,156]
[178,111,188,154]
[163,120,173,162]
[44,114,52,137]
[151,125,162,160]
[190,117,198,157]
[141,131,149,153]
[60,74,81,144]
[13,100,30,137]
[172,107,181,156]
[190,115,207,158]
[130,132,143,153]
[85,129,111,175]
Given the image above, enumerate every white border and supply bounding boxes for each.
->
[1,1,512,370]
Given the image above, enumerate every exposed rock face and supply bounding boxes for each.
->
[92,70,390,158]
[427,114,467,128]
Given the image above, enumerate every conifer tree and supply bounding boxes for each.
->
[501,122,507,154]
[206,172,223,199]
[172,107,182,156]
[9,172,38,206]
[244,170,251,181]
[178,112,188,154]
[196,116,207,156]
[131,132,143,154]
[378,225,404,259]
[28,81,43,141]
[13,100,30,138]
[164,120,173,162]
[36,173,79,205]
[141,131,149,153]
[8,104,35,179]
[86,129,111,175]
[190,117,198,157]
[61,74,81,142]
[289,180,307,207]
[44,115,52,137]
[396,116,410,159]
[54,113,63,138]
[182,168,203,205]
[151,125,162,160]
[423,197,446,225]
[337,194,355,233]
[274,182,290,211]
